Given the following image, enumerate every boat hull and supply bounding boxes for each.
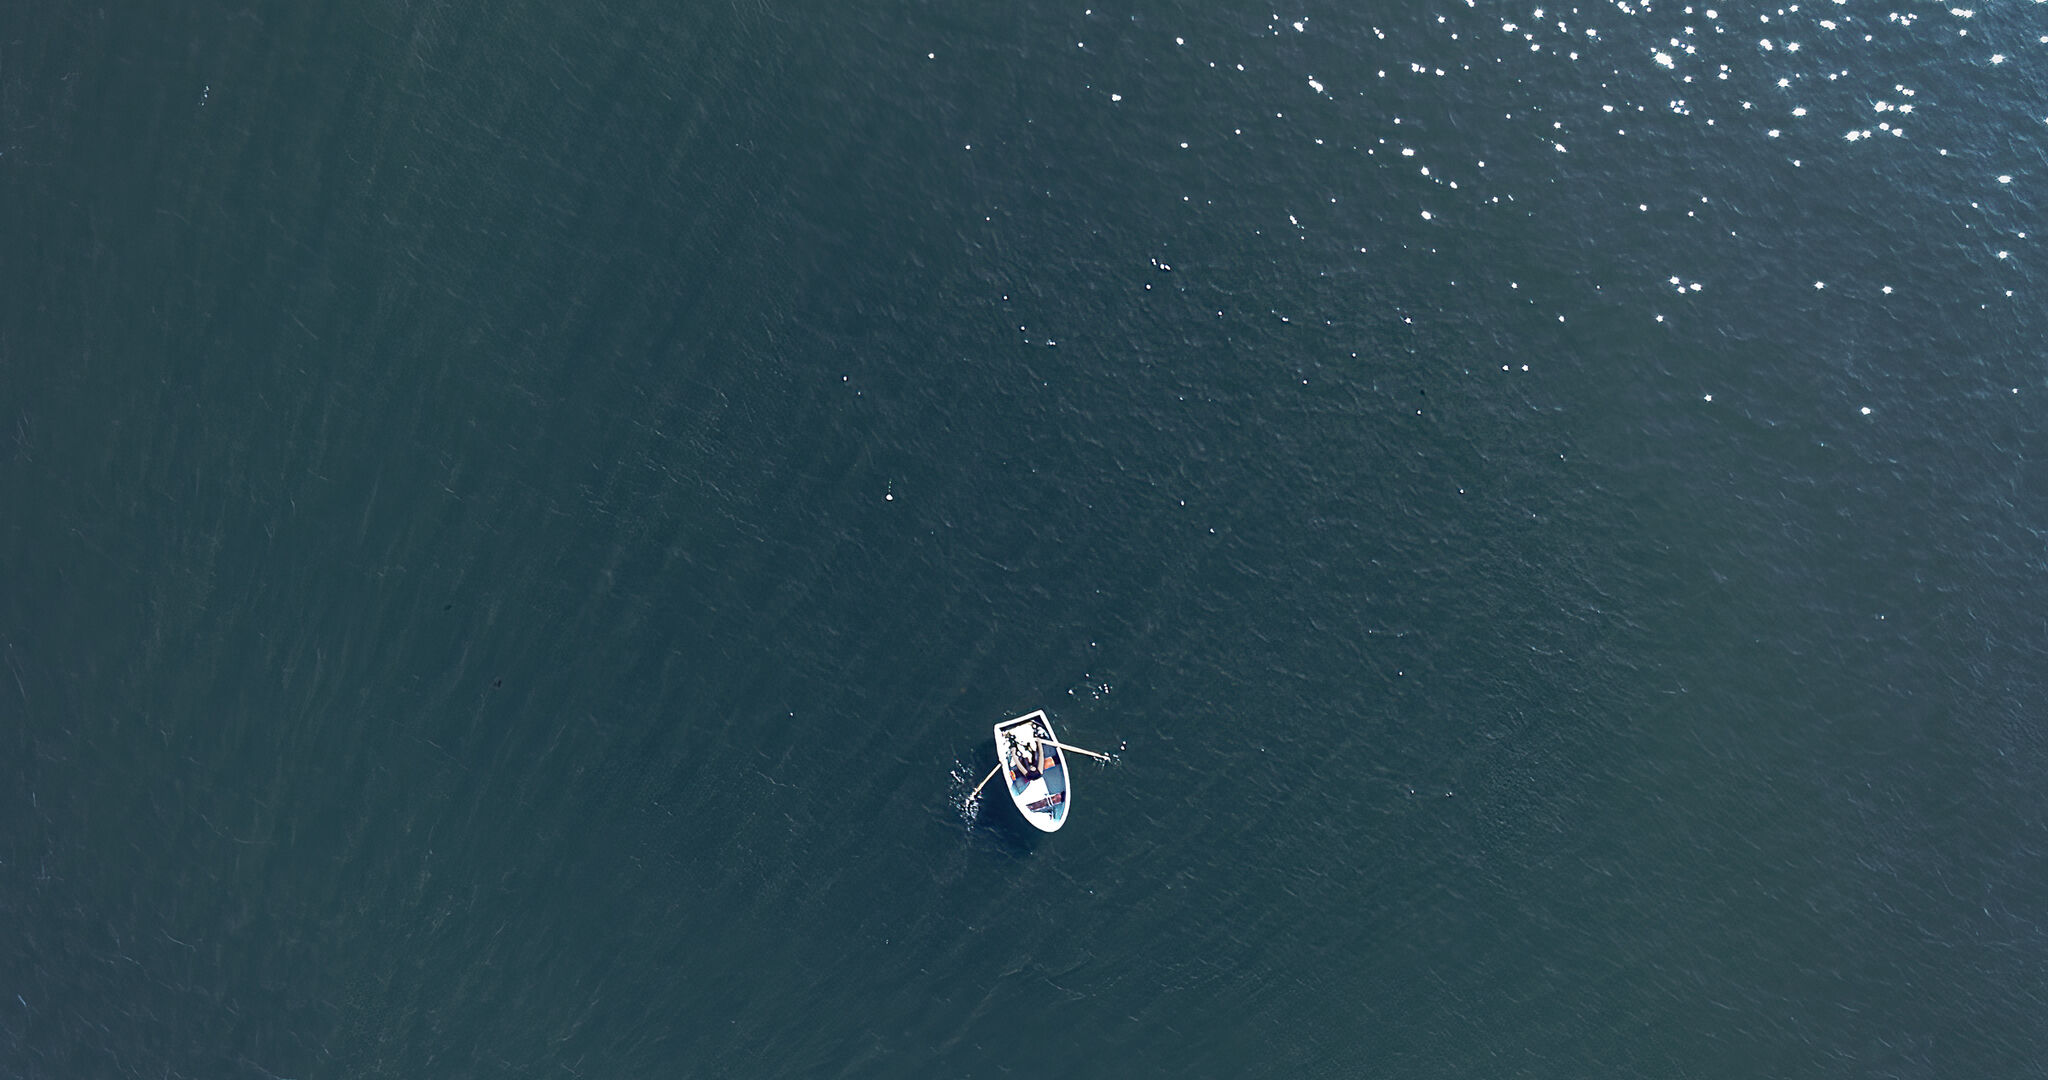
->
[994,710,1069,832]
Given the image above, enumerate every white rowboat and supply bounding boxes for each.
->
[995,710,1069,832]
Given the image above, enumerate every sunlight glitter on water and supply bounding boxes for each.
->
[1065,0,2032,363]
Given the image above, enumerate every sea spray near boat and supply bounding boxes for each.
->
[965,710,1115,832]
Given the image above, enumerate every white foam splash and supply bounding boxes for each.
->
[951,760,988,823]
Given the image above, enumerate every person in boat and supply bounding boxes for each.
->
[1030,723,1059,772]
[1023,742,1062,780]
[1010,736,1042,781]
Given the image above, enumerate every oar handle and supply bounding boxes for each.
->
[1048,739,1114,762]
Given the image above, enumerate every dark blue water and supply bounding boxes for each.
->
[6,1,2046,1076]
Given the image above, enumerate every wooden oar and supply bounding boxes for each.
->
[966,763,1003,802]
[1047,739,1114,762]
